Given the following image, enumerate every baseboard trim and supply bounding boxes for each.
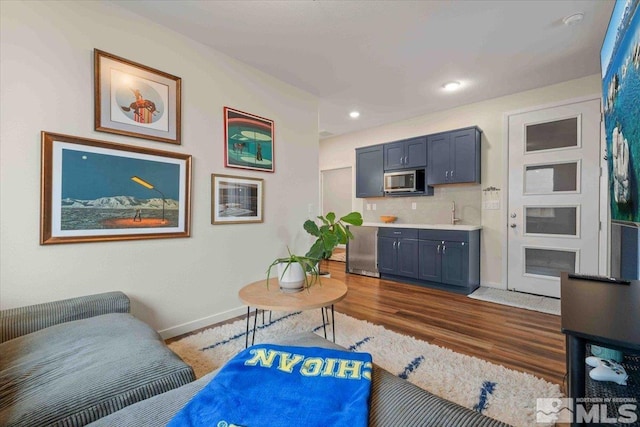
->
[478,282,506,290]
[158,306,246,340]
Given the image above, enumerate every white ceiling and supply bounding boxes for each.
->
[112,0,614,139]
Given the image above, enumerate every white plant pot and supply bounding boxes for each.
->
[277,262,305,293]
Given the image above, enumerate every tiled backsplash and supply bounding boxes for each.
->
[362,185,482,225]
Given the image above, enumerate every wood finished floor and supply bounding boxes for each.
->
[168,257,567,389]
[325,259,567,389]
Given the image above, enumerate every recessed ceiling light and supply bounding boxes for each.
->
[442,81,461,91]
[562,13,584,26]
[349,111,360,119]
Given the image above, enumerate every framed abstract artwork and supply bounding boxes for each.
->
[94,49,181,144]
[40,132,191,244]
[211,174,264,224]
[224,107,274,172]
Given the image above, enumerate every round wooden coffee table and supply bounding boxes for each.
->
[238,277,347,347]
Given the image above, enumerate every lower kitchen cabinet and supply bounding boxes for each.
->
[377,229,419,279]
[418,229,480,291]
[419,239,470,287]
[377,227,480,294]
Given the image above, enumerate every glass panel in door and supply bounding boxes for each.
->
[524,162,578,193]
[525,117,578,152]
[525,207,578,236]
[524,248,577,278]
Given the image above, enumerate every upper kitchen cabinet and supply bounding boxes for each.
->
[383,136,427,171]
[355,144,384,198]
[427,127,481,185]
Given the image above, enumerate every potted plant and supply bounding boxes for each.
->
[266,248,320,293]
[304,211,363,275]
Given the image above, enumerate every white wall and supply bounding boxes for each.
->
[320,75,601,287]
[0,1,319,337]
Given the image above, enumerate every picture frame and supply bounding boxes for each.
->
[211,174,264,224]
[94,49,181,144]
[224,107,274,172]
[41,131,192,244]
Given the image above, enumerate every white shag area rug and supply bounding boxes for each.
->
[169,310,562,426]
[468,287,561,316]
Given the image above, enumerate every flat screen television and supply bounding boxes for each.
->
[602,0,640,279]
[601,0,640,226]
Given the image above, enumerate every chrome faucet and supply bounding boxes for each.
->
[451,201,461,225]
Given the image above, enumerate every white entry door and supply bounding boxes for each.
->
[507,98,601,297]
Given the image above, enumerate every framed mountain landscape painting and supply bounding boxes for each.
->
[40,132,191,244]
[224,107,274,172]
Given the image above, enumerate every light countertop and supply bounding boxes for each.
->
[360,222,482,231]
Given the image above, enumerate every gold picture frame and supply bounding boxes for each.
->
[211,174,264,224]
[41,131,192,244]
[94,49,181,144]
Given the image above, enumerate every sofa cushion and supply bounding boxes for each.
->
[1,291,130,343]
[0,313,195,427]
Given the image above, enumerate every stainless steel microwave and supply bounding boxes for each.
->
[383,169,425,193]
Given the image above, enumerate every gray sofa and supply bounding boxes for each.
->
[89,333,510,427]
[1,293,510,426]
[0,292,195,427]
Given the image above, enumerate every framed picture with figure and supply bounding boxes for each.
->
[40,132,191,244]
[94,49,181,144]
[224,107,274,172]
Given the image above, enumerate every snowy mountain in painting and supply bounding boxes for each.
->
[61,196,179,209]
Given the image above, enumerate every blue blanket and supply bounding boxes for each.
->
[168,344,373,427]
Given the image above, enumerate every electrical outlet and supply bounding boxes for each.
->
[411,202,417,210]
[372,204,377,211]
[366,204,371,211]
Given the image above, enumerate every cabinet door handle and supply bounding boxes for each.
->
[393,241,397,249]
[404,156,408,165]
[437,244,441,254]
[451,170,454,179]
[445,171,449,180]
[442,244,446,254]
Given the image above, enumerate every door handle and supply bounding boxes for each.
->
[510,223,517,228]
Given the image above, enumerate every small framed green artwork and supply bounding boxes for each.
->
[224,107,274,172]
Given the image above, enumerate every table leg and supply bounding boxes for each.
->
[331,304,336,343]
[245,306,250,348]
[252,308,259,346]
[566,334,586,427]
[321,308,327,339]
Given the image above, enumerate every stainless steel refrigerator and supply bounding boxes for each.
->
[347,226,379,278]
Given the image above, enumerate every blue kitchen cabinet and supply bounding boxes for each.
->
[418,229,480,290]
[418,239,441,282]
[427,127,481,185]
[377,228,419,279]
[355,144,384,198]
[383,136,427,171]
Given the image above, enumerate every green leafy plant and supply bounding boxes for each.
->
[266,247,320,290]
[304,211,363,271]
